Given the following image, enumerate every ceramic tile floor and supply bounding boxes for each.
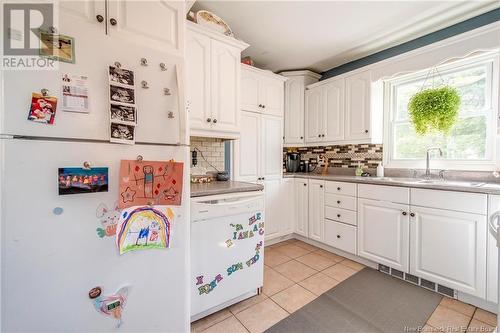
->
[191,239,498,333]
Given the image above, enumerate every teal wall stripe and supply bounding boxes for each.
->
[320,8,500,80]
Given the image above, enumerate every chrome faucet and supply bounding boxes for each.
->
[425,147,443,179]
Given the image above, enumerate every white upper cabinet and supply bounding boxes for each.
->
[301,69,381,145]
[241,65,286,117]
[322,80,345,142]
[260,115,284,180]
[59,0,105,26]
[186,22,248,139]
[281,71,321,145]
[234,111,260,182]
[345,70,372,141]
[241,70,260,113]
[305,88,322,143]
[233,112,283,183]
[186,32,211,130]
[107,0,184,55]
[210,39,240,132]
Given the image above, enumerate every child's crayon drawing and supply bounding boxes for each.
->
[118,160,183,209]
[116,205,174,255]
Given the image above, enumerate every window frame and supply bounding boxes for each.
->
[383,53,499,171]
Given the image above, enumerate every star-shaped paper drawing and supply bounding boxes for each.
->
[121,187,136,203]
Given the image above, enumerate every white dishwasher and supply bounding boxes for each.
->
[191,191,265,321]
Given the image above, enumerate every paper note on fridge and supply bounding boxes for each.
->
[116,205,174,255]
[118,159,183,208]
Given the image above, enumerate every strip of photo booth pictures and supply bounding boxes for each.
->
[108,65,137,144]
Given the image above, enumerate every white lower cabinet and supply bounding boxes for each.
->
[294,179,309,237]
[324,219,357,254]
[357,198,410,272]
[308,180,325,242]
[263,179,282,240]
[410,206,487,298]
[262,178,295,241]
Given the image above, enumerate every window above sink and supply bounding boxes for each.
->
[383,52,499,171]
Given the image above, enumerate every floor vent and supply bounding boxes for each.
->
[404,273,419,285]
[390,268,404,279]
[420,278,436,291]
[377,265,456,299]
[378,264,390,274]
[437,284,456,298]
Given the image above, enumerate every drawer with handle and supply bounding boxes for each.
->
[324,219,357,254]
[325,206,357,226]
[325,193,357,211]
[325,181,357,197]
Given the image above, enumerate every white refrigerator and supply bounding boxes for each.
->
[0,8,190,332]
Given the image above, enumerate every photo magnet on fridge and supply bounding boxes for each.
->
[110,85,135,105]
[39,31,75,63]
[110,104,136,124]
[110,123,135,145]
[109,66,135,87]
[58,167,109,195]
[28,93,57,125]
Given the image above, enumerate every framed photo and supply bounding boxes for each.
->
[109,66,135,87]
[39,31,75,63]
[110,122,135,145]
[58,167,109,195]
[110,85,135,105]
[110,104,136,124]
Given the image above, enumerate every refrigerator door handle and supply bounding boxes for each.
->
[489,211,500,245]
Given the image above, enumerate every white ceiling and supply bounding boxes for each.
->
[190,1,500,73]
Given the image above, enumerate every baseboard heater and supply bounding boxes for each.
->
[378,264,457,298]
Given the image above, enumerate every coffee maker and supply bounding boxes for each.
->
[285,152,301,173]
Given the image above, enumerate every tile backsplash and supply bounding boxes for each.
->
[284,144,383,169]
[190,137,225,172]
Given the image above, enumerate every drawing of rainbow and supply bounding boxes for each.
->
[116,206,173,255]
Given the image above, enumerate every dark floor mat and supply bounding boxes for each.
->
[266,268,442,333]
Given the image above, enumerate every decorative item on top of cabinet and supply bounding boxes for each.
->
[241,64,287,117]
[186,22,249,139]
[279,71,321,146]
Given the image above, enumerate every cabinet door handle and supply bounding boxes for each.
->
[109,18,117,26]
[337,200,341,204]
[410,213,415,217]
[96,15,104,23]
[213,119,217,124]
[337,214,341,218]
[365,129,369,133]
[318,134,321,138]
[262,177,265,180]
[300,136,303,139]
[303,183,307,186]
[402,212,407,216]
[206,118,212,123]
[263,105,266,108]
[320,185,323,188]
[337,234,341,239]
[337,187,341,191]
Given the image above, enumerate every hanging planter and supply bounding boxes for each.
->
[407,68,461,136]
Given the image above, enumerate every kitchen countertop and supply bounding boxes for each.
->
[191,181,264,197]
[284,172,500,195]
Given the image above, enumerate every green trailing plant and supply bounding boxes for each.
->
[408,86,461,135]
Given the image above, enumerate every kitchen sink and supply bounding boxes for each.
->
[415,179,485,187]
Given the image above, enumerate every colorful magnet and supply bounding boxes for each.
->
[88,285,129,328]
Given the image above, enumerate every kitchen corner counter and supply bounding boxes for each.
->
[191,181,264,197]
[284,172,500,195]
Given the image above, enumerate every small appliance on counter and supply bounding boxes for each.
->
[300,160,317,173]
[286,152,301,173]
